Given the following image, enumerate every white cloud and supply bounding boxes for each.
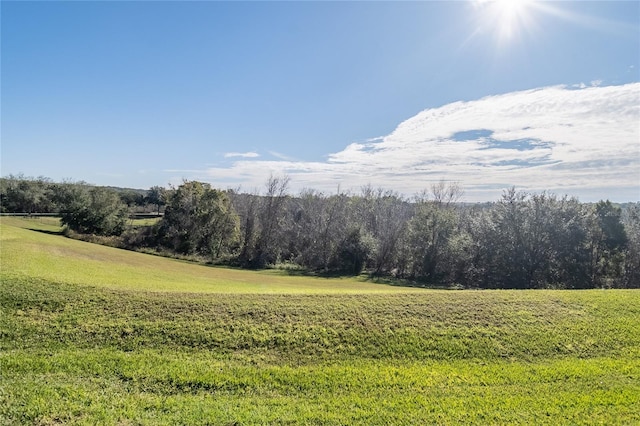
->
[180,83,640,202]
[223,151,260,158]
[269,151,297,161]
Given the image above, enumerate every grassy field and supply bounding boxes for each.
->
[1,217,639,424]
[0,217,406,294]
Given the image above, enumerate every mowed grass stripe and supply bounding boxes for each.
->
[2,349,639,425]
[3,275,639,361]
[0,217,415,294]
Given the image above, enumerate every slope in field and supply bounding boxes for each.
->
[0,217,414,294]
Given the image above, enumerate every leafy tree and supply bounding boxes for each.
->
[332,226,375,275]
[233,191,260,267]
[355,186,409,276]
[405,200,458,282]
[119,190,146,209]
[595,200,628,251]
[474,190,591,289]
[459,205,495,288]
[59,185,129,236]
[402,183,462,283]
[146,186,168,215]
[544,196,590,288]
[158,181,239,260]
[586,200,628,287]
[0,174,54,213]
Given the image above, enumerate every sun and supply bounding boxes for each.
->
[475,0,537,44]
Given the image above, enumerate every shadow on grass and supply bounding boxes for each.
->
[363,275,462,290]
[274,267,461,289]
[27,228,64,236]
[272,267,367,280]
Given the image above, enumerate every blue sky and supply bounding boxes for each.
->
[2,0,639,201]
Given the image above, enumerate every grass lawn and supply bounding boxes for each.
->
[1,217,639,424]
[0,217,409,294]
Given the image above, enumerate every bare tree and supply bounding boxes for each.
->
[237,174,291,268]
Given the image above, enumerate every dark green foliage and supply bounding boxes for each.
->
[226,184,637,288]
[475,190,592,289]
[58,186,129,236]
[146,185,167,215]
[595,200,628,251]
[2,174,638,288]
[119,189,146,208]
[157,181,239,260]
[585,200,629,287]
[333,227,374,274]
[0,174,55,213]
[405,200,459,282]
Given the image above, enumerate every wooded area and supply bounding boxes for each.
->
[2,174,638,289]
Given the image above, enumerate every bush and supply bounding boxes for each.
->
[59,186,129,236]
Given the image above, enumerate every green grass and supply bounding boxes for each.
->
[1,217,639,424]
[128,217,161,227]
[0,217,409,294]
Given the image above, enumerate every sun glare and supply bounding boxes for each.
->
[476,0,537,44]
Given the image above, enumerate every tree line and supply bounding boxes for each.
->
[1,174,638,289]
